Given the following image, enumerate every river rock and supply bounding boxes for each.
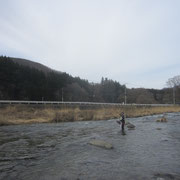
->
[88,140,113,149]
[154,173,175,180]
[156,117,167,122]
[126,122,135,129]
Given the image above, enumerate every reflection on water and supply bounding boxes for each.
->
[0,113,180,180]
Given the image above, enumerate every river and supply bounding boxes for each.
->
[0,113,180,180]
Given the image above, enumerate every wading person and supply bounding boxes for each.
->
[120,112,125,131]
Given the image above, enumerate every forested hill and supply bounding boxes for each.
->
[0,56,178,103]
[11,57,58,74]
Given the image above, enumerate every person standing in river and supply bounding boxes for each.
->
[120,112,125,131]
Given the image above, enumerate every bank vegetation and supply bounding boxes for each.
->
[0,105,180,126]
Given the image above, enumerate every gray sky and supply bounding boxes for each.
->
[0,0,180,89]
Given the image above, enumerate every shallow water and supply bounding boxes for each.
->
[0,113,180,180]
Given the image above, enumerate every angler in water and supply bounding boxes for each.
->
[117,112,125,131]
[121,112,125,131]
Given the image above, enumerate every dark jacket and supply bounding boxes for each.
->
[121,114,125,123]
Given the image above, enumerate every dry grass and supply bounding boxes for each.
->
[0,105,180,125]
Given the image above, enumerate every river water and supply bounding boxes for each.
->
[0,113,180,180]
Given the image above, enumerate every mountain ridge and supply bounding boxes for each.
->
[10,57,62,74]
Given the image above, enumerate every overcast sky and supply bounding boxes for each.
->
[0,0,180,89]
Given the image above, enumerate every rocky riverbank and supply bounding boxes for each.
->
[1,112,180,179]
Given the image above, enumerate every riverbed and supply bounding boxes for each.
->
[0,113,180,180]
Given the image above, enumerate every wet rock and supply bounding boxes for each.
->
[88,140,113,149]
[156,117,167,122]
[126,122,135,130]
[154,173,175,180]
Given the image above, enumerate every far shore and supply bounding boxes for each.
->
[0,104,180,126]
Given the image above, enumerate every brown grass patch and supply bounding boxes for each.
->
[0,105,180,125]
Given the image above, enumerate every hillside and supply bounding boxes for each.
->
[11,57,61,74]
[0,56,178,103]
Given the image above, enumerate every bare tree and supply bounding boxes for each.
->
[166,75,180,104]
[167,75,180,87]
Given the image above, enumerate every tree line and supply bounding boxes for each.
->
[0,56,179,104]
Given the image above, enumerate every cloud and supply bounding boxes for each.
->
[0,0,180,89]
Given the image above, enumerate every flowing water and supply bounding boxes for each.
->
[0,113,180,180]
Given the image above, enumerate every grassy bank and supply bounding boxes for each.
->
[0,104,180,126]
